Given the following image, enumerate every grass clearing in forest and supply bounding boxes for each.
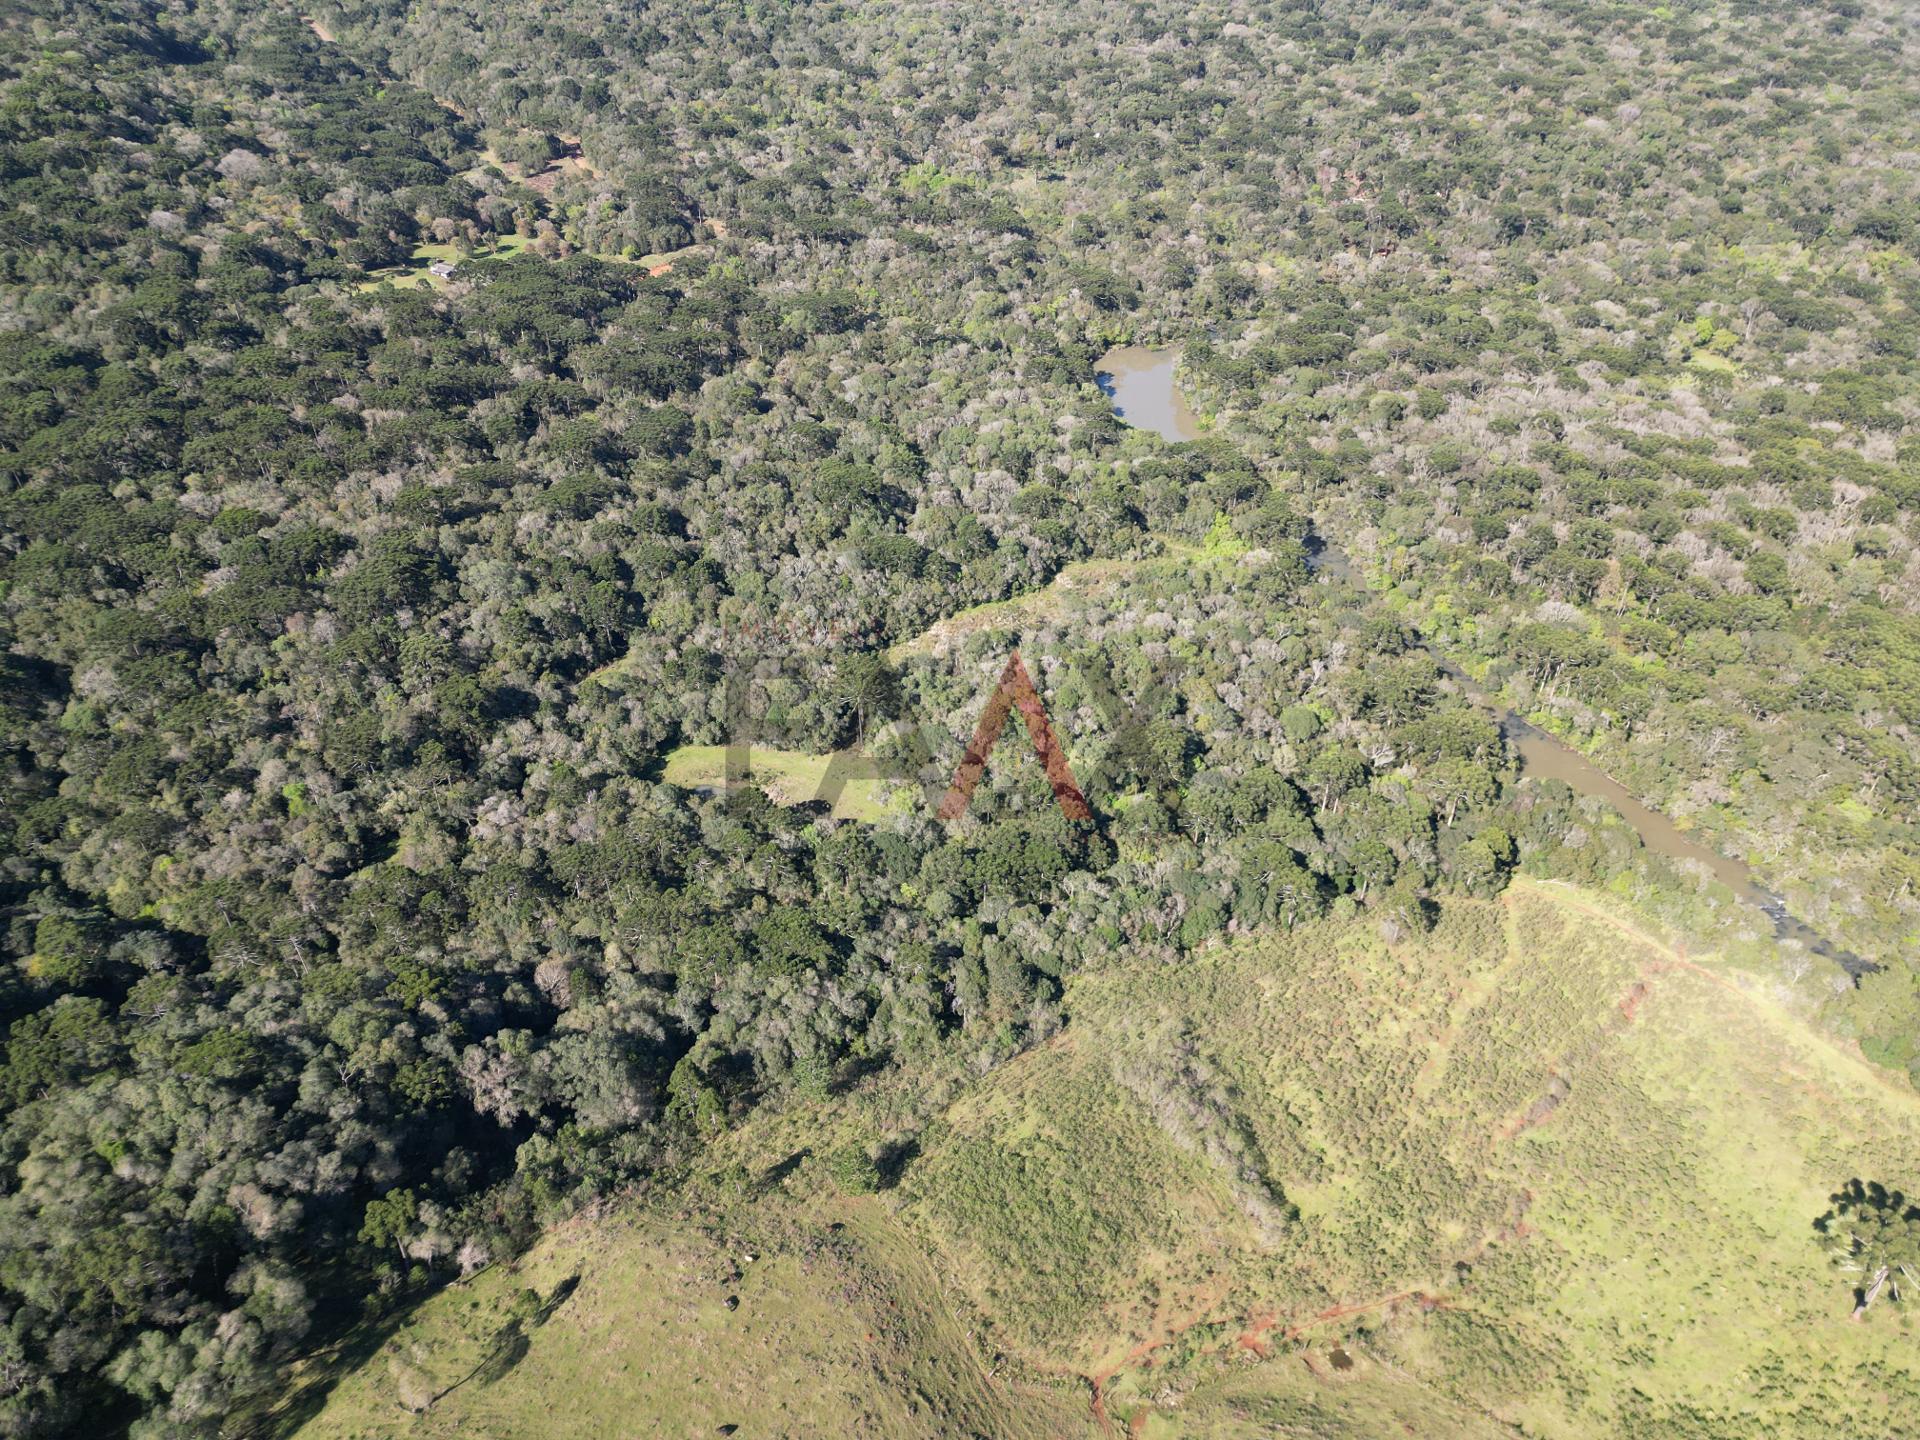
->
[356,234,533,291]
[887,543,1202,659]
[355,233,662,294]
[659,743,906,821]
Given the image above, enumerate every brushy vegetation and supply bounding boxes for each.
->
[7,0,1920,1430]
[897,1039,1257,1370]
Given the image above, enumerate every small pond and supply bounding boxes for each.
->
[1095,345,1202,443]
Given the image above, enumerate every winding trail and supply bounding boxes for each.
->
[1519,879,1920,1112]
[1078,878,1914,1437]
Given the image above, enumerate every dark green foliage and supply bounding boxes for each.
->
[3,0,1918,1429]
[1813,1180,1920,1314]
[825,1146,883,1195]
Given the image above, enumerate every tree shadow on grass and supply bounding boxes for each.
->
[234,1305,409,1440]
[235,1266,589,1437]
[875,1136,920,1191]
[470,1325,533,1389]
[754,1148,811,1195]
[439,1272,584,1401]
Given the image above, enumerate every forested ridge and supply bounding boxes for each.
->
[3,0,1918,1432]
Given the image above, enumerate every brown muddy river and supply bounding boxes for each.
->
[1305,539,1870,975]
[1090,349,1867,973]
[1095,345,1202,443]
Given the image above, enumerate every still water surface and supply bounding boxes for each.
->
[1095,345,1202,443]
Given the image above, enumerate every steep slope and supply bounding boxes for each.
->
[281,1197,1094,1440]
[934,880,1920,1434]
[290,882,1920,1437]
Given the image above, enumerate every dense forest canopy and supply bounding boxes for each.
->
[2,0,1918,1432]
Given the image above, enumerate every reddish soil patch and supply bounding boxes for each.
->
[1492,1190,1537,1246]
[1087,1374,1115,1438]
[1618,979,1651,1021]
[1229,1286,1432,1360]
[521,140,592,197]
[1083,1280,1232,1433]
[1279,1288,1427,1343]
[1498,952,1676,1144]
[1235,1309,1279,1356]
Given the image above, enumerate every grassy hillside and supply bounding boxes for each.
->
[885,543,1202,660]
[279,1196,1096,1440]
[1036,879,1920,1435]
[288,882,1920,1438]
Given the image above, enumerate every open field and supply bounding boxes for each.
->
[887,543,1201,660]
[358,230,673,294]
[357,234,534,291]
[280,1185,1505,1440]
[286,881,1920,1438]
[283,1197,1095,1440]
[659,743,906,821]
[838,878,1920,1435]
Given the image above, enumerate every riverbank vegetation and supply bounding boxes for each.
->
[4,0,1919,1432]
